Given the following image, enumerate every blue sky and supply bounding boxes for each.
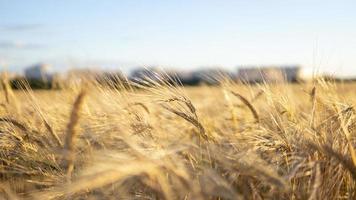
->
[0,0,355,76]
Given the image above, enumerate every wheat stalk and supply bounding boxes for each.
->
[310,86,317,128]
[63,90,87,180]
[308,163,322,200]
[43,118,62,147]
[160,97,208,141]
[223,89,238,127]
[230,90,260,123]
[1,74,19,112]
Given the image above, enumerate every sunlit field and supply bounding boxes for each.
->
[0,79,355,199]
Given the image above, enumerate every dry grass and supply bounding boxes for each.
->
[0,76,355,200]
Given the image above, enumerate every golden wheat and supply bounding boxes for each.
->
[0,76,355,199]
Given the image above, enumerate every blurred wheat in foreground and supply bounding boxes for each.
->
[0,75,355,200]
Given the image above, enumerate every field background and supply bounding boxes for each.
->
[0,81,355,199]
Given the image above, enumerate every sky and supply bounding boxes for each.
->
[0,0,355,77]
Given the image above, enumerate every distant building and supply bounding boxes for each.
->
[65,68,127,88]
[129,67,184,86]
[129,67,236,86]
[237,66,305,83]
[192,68,234,85]
[130,67,164,82]
[174,71,200,86]
[24,63,52,81]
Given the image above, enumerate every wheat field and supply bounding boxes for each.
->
[0,77,355,199]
